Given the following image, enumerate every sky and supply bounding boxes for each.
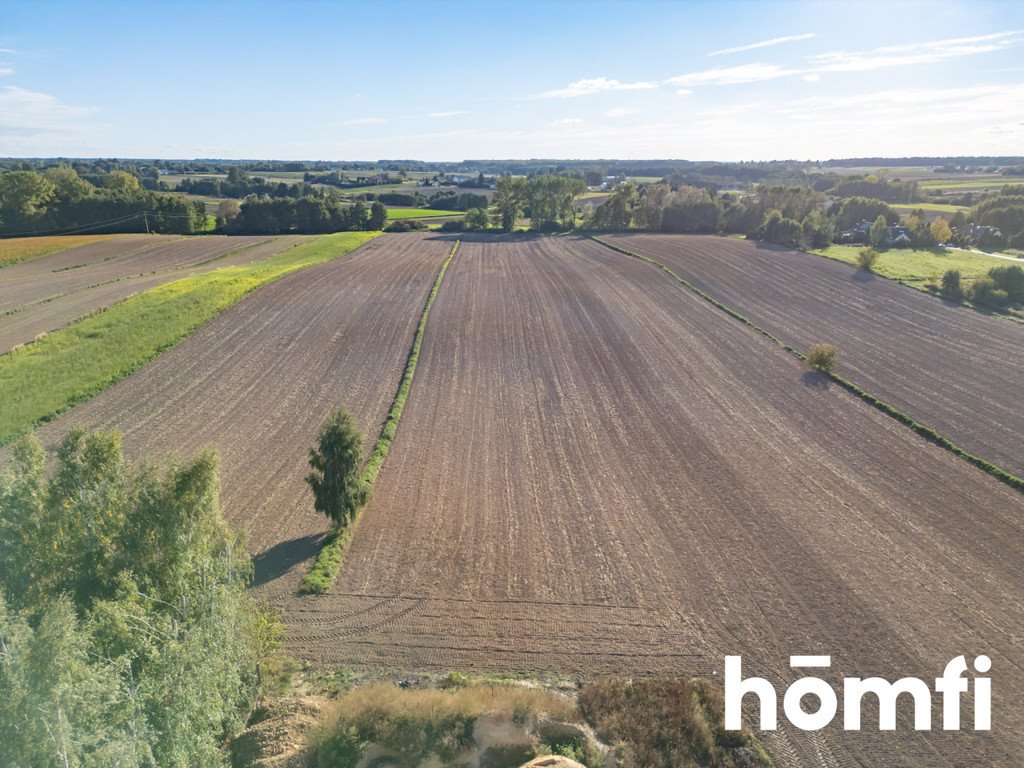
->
[1,0,1023,161]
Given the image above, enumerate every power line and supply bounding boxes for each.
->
[0,210,205,239]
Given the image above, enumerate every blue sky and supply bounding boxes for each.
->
[1,0,1023,160]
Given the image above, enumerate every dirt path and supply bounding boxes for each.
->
[27,233,453,600]
[603,233,1024,479]
[290,235,1023,767]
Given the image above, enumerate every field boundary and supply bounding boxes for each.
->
[0,233,378,446]
[299,238,461,594]
[591,236,1024,494]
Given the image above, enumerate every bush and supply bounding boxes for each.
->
[968,277,1010,307]
[578,678,769,768]
[439,218,466,232]
[312,684,575,768]
[988,264,1024,303]
[941,269,963,300]
[384,218,428,232]
[856,246,880,271]
[807,342,838,373]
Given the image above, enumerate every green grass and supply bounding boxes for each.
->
[0,232,378,445]
[811,244,1004,286]
[386,207,462,220]
[892,202,967,214]
[918,177,1018,190]
[299,240,459,594]
[593,236,1024,495]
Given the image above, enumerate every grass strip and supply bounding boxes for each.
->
[300,239,460,594]
[592,236,1024,495]
[0,234,117,269]
[0,232,378,445]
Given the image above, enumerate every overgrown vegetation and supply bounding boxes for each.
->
[0,428,275,767]
[579,678,770,768]
[299,240,460,594]
[806,343,838,373]
[311,684,576,768]
[0,232,377,445]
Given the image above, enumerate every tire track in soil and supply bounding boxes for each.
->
[23,233,455,605]
[602,233,1024,480]
[296,235,1023,767]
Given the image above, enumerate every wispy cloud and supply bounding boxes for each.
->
[667,63,799,87]
[0,64,13,77]
[551,117,583,126]
[0,85,99,131]
[604,107,636,118]
[342,116,386,125]
[707,33,815,57]
[0,48,15,55]
[675,88,693,96]
[537,76,657,99]
[809,30,1024,72]
[428,110,468,118]
[670,29,1024,89]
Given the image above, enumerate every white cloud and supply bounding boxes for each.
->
[0,48,15,55]
[537,76,657,98]
[604,107,636,118]
[801,73,820,82]
[343,116,386,125]
[551,117,583,126]
[675,88,693,96]
[0,65,13,77]
[707,33,815,57]
[667,63,799,87]
[809,30,1023,72]
[0,85,104,154]
[428,110,468,118]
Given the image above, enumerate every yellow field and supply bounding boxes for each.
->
[0,235,115,267]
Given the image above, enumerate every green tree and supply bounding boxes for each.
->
[941,269,963,299]
[492,176,527,232]
[0,170,56,227]
[44,166,94,201]
[369,200,387,230]
[104,170,141,193]
[930,217,952,244]
[856,247,880,271]
[868,215,889,248]
[591,181,637,230]
[464,207,489,229]
[807,343,838,373]
[306,408,369,527]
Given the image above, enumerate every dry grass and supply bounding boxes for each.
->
[311,683,575,767]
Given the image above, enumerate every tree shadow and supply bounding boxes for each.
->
[251,532,325,588]
[802,370,831,390]
[851,269,875,283]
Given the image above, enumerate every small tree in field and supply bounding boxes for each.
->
[306,408,368,528]
[806,343,837,374]
[941,269,963,300]
[856,246,880,271]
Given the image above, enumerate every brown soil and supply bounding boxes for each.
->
[31,233,453,593]
[602,233,1024,479]
[289,236,1022,766]
[0,236,313,354]
[0,235,275,312]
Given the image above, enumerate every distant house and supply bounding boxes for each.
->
[837,220,873,243]
[887,226,912,246]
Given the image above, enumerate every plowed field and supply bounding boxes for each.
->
[287,236,1023,767]
[0,236,311,353]
[601,233,1024,479]
[29,233,452,592]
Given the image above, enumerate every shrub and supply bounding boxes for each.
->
[988,264,1024,303]
[384,219,428,232]
[807,342,838,373]
[968,277,1010,307]
[312,684,575,768]
[578,678,769,768]
[856,246,880,271]
[941,269,963,300]
[439,218,466,232]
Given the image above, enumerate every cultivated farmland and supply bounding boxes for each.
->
[283,236,1023,766]
[28,233,453,585]
[602,233,1024,479]
[0,235,311,354]
[0,234,274,312]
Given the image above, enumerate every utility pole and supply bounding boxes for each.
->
[143,211,151,234]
